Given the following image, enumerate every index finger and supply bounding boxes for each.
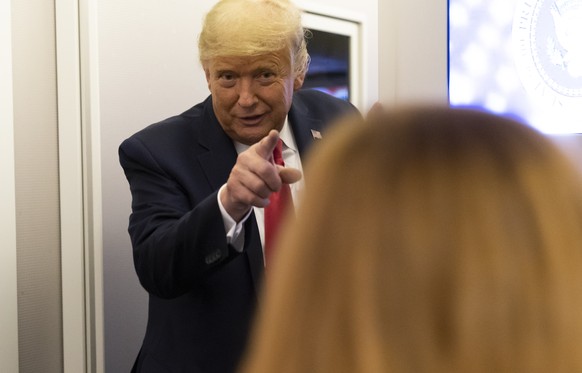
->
[253,130,280,160]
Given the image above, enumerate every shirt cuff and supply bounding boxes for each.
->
[217,184,252,252]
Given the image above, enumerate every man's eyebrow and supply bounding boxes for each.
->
[252,64,280,73]
[250,68,272,75]
[214,68,235,75]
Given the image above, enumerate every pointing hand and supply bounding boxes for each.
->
[220,130,302,221]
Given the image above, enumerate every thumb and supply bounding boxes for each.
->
[278,166,302,184]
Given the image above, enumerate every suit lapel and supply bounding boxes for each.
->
[288,93,323,157]
[195,99,238,190]
[194,97,265,292]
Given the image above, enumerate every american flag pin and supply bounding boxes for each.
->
[311,129,322,140]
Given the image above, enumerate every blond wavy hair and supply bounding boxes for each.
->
[240,106,582,373]
[198,0,310,77]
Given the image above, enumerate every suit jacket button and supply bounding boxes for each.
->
[205,249,222,265]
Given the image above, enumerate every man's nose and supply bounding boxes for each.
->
[237,78,258,107]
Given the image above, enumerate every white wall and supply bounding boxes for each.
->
[0,0,19,371]
[3,0,99,371]
[98,1,378,371]
[379,0,449,104]
[8,0,64,371]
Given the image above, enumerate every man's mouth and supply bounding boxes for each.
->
[239,114,265,125]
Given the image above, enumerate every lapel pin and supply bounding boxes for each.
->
[311,129,322,140]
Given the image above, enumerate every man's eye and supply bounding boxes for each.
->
[258,71,276,82]
[218,73,236,87]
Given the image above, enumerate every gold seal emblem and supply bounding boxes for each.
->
[513,0,582,131]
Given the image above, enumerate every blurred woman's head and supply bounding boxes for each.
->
[240,106,582,373]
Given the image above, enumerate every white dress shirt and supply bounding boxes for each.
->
[217,118,304,254]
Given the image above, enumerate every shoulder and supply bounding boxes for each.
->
[293,89,357,109]
[120,96,211,150]
[292,89,360,118]
[290,90,361,131]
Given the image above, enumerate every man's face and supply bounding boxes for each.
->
[204,50,305,145]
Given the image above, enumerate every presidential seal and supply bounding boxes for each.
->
[512,0,582,112]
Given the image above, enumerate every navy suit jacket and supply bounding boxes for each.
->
[119,90,358,373]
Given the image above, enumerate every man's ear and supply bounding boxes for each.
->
[204,67,212,91]
[293,72,306,91]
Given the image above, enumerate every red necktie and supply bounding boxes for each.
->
[264,139,293,266]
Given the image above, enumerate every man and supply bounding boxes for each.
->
[119,0,359,371]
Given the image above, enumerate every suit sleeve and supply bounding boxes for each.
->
[119,135,239,299]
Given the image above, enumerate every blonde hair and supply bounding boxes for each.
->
[198,0,310,77]
[240,106,582,373]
